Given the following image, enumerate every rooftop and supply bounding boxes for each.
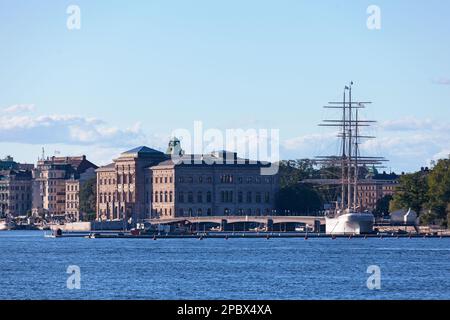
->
[122,146,164,155]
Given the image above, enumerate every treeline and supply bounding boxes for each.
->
[275,159,336,214]
[390,158,450,227]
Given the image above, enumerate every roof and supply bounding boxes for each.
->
[150,153,272,169]
[122,146,164,155]
[96,163,116,172]
[0,169,32,181]
[40,156,98,173]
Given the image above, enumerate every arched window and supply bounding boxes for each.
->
[159,191,163,203]
[169,191,173,202]
[164,191,168,202]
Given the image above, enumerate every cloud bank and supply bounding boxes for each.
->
[0,105,146,148]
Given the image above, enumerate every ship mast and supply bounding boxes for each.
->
[317,82,386,213]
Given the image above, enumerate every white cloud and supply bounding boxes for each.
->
[280,117,450,172]
[283,132,337,150]
[0,109,147,148]
[432,77,450,85]
[2,104,35,113]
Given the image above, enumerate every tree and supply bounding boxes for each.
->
[447,204,450,229]
[389,171,429,214]
[276,184,323,214]
[373,195,393,217]
[427,158,450,223]
[79,177,97,221]
[278,159,318,188]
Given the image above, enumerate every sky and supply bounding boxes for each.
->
[0,0,449,172]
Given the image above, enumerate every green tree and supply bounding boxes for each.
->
[276,184,323,214]
[374,195,393,217]
[446,204,450,229]
[79,177,97,221]
[389,171,429,214]
[427,158,450,224]
[278,159,318,188]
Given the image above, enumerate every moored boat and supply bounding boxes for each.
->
[316,82,385,235]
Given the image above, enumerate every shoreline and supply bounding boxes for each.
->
[44,231,450,239]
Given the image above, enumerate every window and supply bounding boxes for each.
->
[197,191,203,203]
[256,192,261,203]
[169,191,173,202]
[238,192,243,203]
[206,191,212,203]
[188,192,193,203]
[178,192,184,203]
[246,191,252,203]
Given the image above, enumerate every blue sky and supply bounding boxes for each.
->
[0,0,449,172]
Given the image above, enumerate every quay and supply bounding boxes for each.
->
[46,231,450,239]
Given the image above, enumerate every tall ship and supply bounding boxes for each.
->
[316,82,386,235]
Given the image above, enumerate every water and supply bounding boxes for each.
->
[0,231,449,300]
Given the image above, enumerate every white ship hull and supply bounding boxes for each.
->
[326,212,374,235]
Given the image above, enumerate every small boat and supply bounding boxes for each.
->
[0,219,15,231]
